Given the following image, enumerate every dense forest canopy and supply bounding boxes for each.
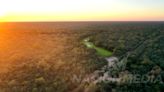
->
[0,22,163,92]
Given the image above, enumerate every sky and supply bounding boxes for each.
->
[0,0,164,21]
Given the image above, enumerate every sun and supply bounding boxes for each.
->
[0,10,6,17]
[0,10,7,21]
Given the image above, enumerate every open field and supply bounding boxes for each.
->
[0,22,164,92]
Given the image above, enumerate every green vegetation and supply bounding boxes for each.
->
[83,38,113,57]
[0,22,163,92]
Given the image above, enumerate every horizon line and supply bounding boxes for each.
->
[1,20,164,23]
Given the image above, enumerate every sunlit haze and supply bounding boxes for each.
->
[0,0,164,21]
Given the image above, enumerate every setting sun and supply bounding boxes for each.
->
[0,10,6,17]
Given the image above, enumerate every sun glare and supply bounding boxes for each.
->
[0,10,6,17]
